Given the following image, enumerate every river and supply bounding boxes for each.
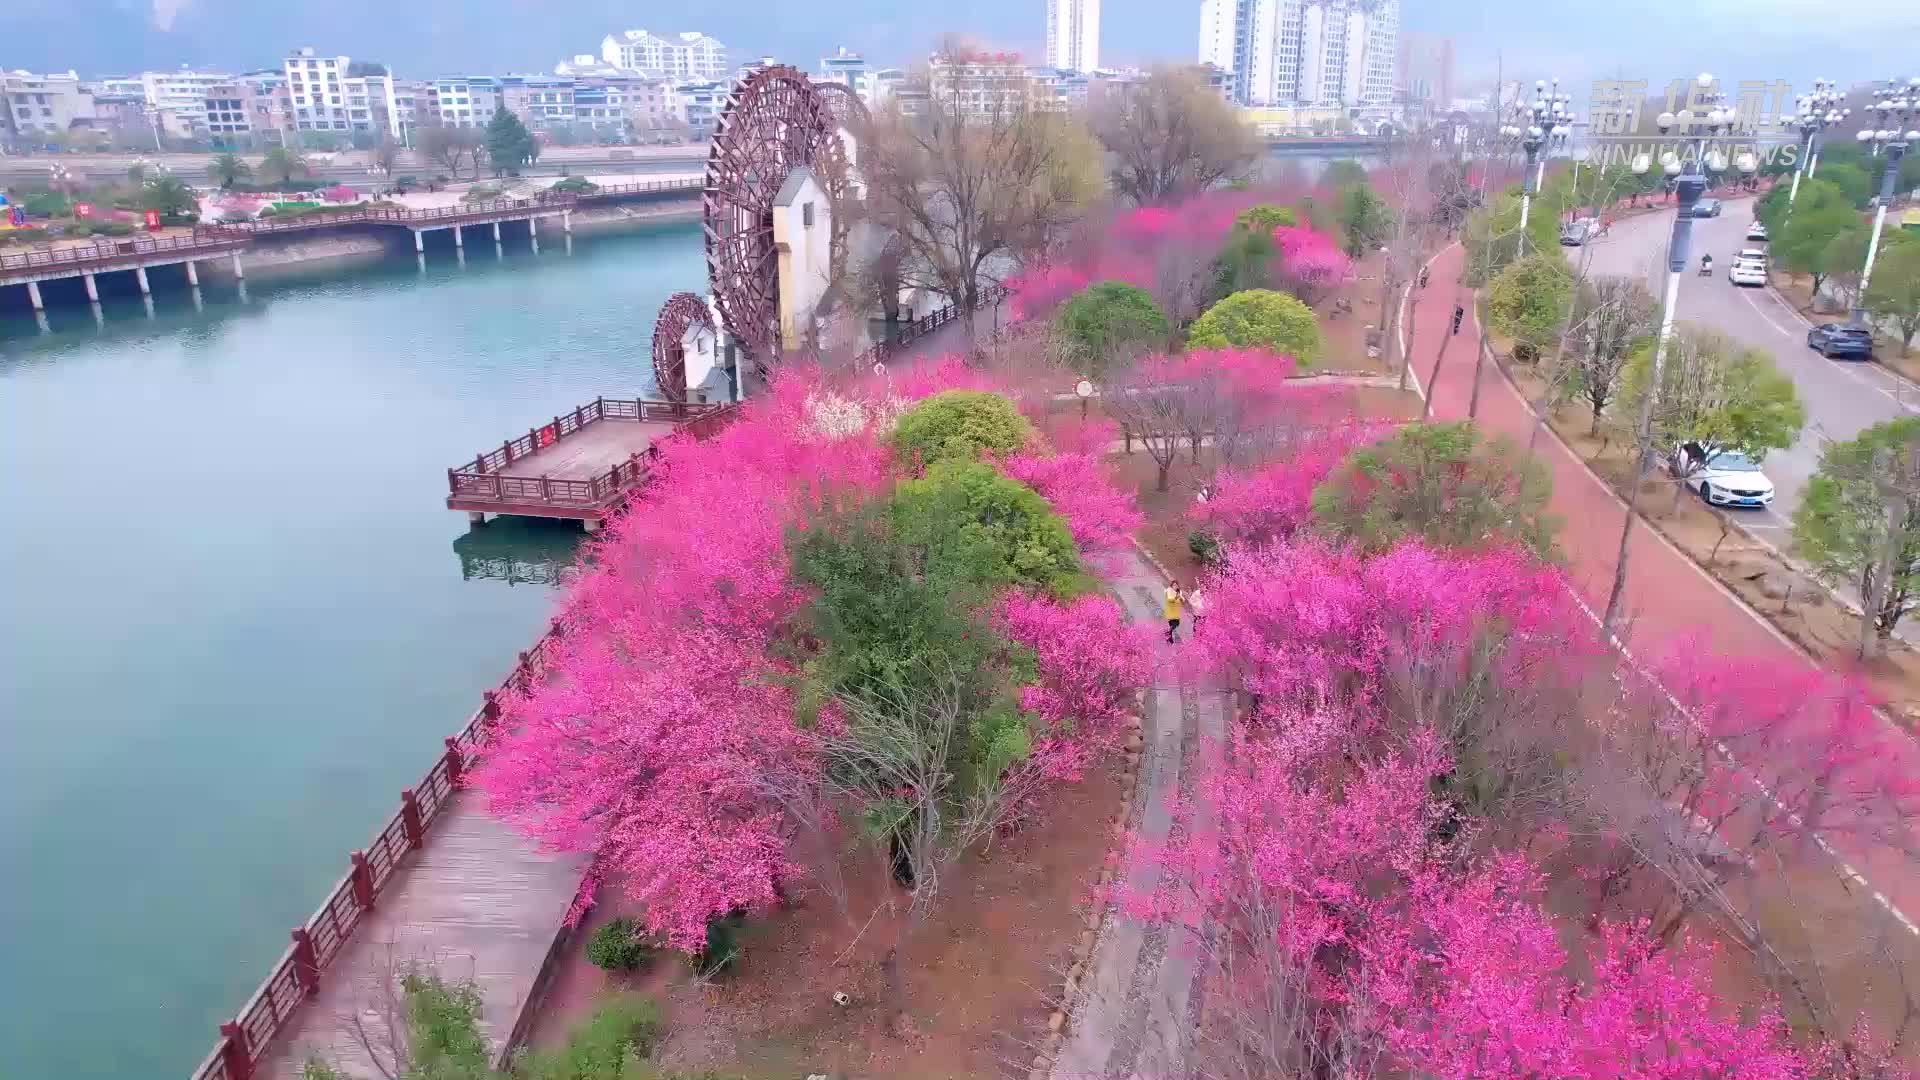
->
[0,221,703,1080]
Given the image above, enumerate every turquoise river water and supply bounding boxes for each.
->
[0,221,704,1079]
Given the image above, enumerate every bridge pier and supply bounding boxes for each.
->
[83,273,99,302]
[35,309,49,333]
[413,229,425,255]
[492,222,501,244]
[528,216,539,241]
[453,224,464,248]
[562,211,572,235]
[186,260,199,287]
[192,287,204,312]
[26,280,44,311]
[91,302,103,329]
[231,251,245,279]
[468,511,487,526]
[135,266,151,295]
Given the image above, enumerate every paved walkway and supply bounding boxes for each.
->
[1054,549,1227,1079]
[255,792,589,1078]
[1413,240,1920,924]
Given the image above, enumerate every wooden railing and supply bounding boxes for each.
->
[0,229,246,273]
[187,620,569,1080]
[851,281,1011,369]
[447,396,723,511]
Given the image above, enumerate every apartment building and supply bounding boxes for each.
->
[1044,0,1101,73]
[2,70,96,139]
[282,48,401,138]
[140,67,229,129]
[1199,0,1398,109]
[928,53,1037,116]
[672,81,729,138]
[600,30,728,81]
[427,78,500,128]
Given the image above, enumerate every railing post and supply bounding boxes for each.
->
[573,406,584,431]
[481,689,500,725]
[349,851,376,910]
[501,439,513,464]
[444,735,466,787]
[400,790,426,849]
[218,1021,256,1080]
[541,475,552,502]
[289,928,321,995]
[447,467,457,494]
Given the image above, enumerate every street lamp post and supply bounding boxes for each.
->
[1850,77,1920,326]
[1499,78,1573,252]
[1602,72,1755,636]
[1782,78,1847,209]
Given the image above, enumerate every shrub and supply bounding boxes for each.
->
[1186,289,1324,364]
[1189,529,1222,566]
[1054,281,1169,377]
[584,917,653,971]
[463,184,505,203]
[157,211,198,227]
[1,226,50,244]
[92,221,136,237]
[1235,203,1296,231]
[890,389,1034,465]
[550,176,601,194]
[690,914,744,977]
[516,994,663,1080]
[19,191,71,217]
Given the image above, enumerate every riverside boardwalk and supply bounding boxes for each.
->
[446,397,727,530]
[194,403,745,1080]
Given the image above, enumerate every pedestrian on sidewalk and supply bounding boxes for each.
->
[1418,266,1430,288]
[1163,585,1184,644]
[1186,583,1207,636]
[1450,304,1464,335]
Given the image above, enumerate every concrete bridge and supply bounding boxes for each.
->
[0,177,703,315]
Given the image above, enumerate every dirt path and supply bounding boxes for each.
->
[1053,549,1227,1079]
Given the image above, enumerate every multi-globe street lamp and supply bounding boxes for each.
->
[1499,78,1573,250]
[1850,77,1920,325]
[1604,72,1758,634]
[1782,78,1848,208]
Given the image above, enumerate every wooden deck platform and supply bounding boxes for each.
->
[446,397,716,525]
[254,790,589,1078]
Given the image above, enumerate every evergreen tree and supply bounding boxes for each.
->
[486,109,537,176]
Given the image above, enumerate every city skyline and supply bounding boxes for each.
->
[1045,0,1101,72]
[1,0,1914,105]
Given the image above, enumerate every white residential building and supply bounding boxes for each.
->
[1045,0,1101,73]
[1198,0,1397,108]
[139,67,230,128]
[671,81,729,137]
[2,70,96,138]
[428,78,501,129]
[600,30,728,81]
[817,47,867,90]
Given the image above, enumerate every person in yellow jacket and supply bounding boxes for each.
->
[1163,585,1184,643]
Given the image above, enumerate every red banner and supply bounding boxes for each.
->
[143,209,161,231]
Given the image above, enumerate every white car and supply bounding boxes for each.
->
[1670,442,1775,507]
[1746,220,1768,241]
[1728,258,1767,286]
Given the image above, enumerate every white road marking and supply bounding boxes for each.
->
[1737,286,1801,341]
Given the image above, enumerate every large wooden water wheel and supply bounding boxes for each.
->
[649,291,714,402]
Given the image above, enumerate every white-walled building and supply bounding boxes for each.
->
[281,48,402,138]
[428,78,501,129]
[600,30,728,81]
[2,70,96,139]
[139,67,230,129]
[1199,0,1397,108]
[1045,0,1101,73]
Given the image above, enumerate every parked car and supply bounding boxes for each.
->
[1670,442,1776,508]
[1728,255,1767,286]
[1693,198,1723,218]
[1807,322,1875,360]
[1746,220,1768,241]
[1559,221,1592,246]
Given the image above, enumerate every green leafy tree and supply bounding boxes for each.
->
[1619,326,1806,505]
[1322,158,1368,191]
[1212,222,1277,297]
[1866,241,1920,356]
[487,108,538,175]
[141,176,197,217]
[890,389,1034,466]
[1310,421,1560,558]
[1186,289,1324,364]
[1236,203,1296,231]
[259,146,309,186]
[1054,281,1170,377]
[1463,189,1559,284]
[1815,160,1874,209]
[1335,183,1391,257]
[1792,416,1920,658]
[890,460,1085,598]
[207,152,251,189]
[1486,252,1574,364]
[1823,228,1874,314]
[1775,206,1862,298]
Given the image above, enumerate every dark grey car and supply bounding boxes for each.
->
[1808,323,1874,360]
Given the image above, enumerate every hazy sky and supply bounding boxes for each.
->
[1,0,1915,102]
